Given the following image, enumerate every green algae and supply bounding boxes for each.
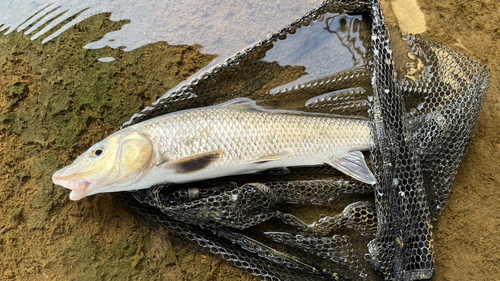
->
[48,234,146,281]
[0,12,216,149]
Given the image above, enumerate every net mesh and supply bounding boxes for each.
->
[115,0,490,280]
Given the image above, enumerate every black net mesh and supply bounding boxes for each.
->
[115,0,490,280]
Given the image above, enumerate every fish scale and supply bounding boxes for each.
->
[134,100,371,169]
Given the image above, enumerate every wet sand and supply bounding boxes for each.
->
[384,1,500,280]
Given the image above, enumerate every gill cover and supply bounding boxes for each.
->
[100,131,153,184]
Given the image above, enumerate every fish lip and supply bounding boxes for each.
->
[52,174,91,200]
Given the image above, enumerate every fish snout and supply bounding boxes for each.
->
[52,171,91,200]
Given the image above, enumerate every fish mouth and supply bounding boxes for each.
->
[52,174,91,201]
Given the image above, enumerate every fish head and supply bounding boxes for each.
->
[52,129,153,200]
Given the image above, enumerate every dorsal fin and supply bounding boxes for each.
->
[221,98,369,120]
[223,98,262,111]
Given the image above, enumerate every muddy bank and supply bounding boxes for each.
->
[383,0,500,280]
[0,13,245,280]
[416,0,500,280]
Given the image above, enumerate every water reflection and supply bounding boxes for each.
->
[263,13,368,94]
[97,56,116,62]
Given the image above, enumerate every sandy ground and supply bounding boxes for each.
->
[0,0,498,280]
[409,0,500,280]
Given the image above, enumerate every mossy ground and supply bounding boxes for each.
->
[0,1,499,280]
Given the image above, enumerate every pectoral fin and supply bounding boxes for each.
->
[159,149,225,174]
[329,151,377,184]
[249,149,293,164]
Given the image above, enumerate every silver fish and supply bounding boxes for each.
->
[53,98,376,200]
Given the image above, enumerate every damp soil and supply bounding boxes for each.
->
[0,1,499,280]
[413,1,500,280]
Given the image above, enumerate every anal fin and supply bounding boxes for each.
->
[329,151,376,184]
[159,148,225,174]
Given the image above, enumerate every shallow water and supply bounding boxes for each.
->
[0,0,332,98]
[0,0,499,280]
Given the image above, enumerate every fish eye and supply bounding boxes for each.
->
[93,148,104,157]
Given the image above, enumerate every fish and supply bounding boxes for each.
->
[52,98,376,200]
